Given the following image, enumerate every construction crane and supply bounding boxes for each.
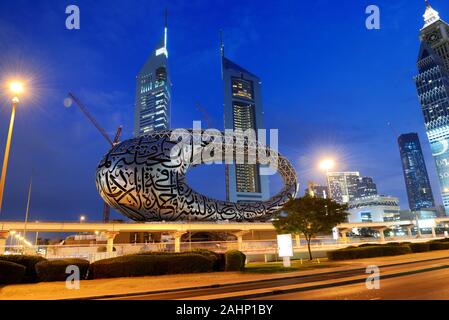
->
[67,92,123,223]
[196,103,214,129]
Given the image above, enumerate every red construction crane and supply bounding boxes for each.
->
[67,92,123,223]
[196,103,214,129]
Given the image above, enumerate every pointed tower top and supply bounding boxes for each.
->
[423,0,441,28]
[220,30,224,58]
[165,8,168,29]
[155,10,168,58]
[220,30,224,79]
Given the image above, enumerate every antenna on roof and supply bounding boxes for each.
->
[220,29,225,79]
[220,29,225,57]
[165,8,168,29]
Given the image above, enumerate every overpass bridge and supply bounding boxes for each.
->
[0,218,447,254]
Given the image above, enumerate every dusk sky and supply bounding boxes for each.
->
[0,0,447,222]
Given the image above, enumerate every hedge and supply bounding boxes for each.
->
[0,261,26,284]
[136,250,226,272]
[89,253,214,279]
[35,259,90,282]
[225,250,246,271]
[409,243,430,253]
[327,245,411,261]
[429,242,449,251]
[0,255,46,283]
[190,249,226,272]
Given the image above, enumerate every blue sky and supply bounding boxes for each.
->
[0,0,446,222]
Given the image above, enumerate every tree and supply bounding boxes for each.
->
[273,196,349,260]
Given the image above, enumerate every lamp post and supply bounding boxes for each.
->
[9,230,16,248]
[0,81,24,216]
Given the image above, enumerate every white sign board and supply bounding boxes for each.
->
[332,227,339,240]
[277,234,294,257]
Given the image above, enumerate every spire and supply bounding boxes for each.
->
[155,9,168,58]
[220,30,224,79]
[423,0,441,28]
[220,29,225,58]
[164,9,168,49]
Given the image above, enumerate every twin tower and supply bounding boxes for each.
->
[133,14,270,204]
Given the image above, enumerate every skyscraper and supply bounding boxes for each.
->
[356,176,378,199]
[415,2,449,213]
[397,133,435,211]
[221,38,270,203]
[134,12,171,137]
[327,172,360,203]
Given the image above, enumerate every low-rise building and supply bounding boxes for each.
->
[347,195,400,223]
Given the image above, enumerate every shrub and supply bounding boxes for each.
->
[387,242,411,246]
[225,250,246,271]
[35,259,90,282]
[429,242,449,251]
[382,245,412,256]
[327,245,411,261]
[0,255,46,283]
[190,249,226,271]
[89,253,214,279]
[358,244,381,248]
[135,250,226,272]
[0,260,26,284]
[409,243,430,253]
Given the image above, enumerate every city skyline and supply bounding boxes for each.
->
[0,0,448,221]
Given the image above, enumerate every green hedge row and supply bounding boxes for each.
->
[327,245,411,261]
[35,258,90,282]
[88,253,215,279]
[0,255,46,283]
[134,249,227,272]
[328,239,449,261]
[0,249,246,283]
[225,250,246,271]
[0,261,26,284]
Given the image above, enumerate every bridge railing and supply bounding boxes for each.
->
[2,235,435,262]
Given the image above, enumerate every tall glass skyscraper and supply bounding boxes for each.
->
[415,2,449,213]
[397,133,435,211]
[134,12,171,136]
[221,40,270,203]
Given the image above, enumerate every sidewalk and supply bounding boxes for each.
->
[1,251,449,300]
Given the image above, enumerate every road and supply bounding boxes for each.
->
[254,267,449,300]
[103,255,449,300]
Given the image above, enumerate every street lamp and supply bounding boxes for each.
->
[0,81,24,216]
[9,230,16,247]
[80,215,86,223]
[319,159,335,172]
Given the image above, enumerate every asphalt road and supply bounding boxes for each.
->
[254,266,449,300]
[103,256,449,300]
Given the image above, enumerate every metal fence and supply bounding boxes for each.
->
[2,235,438,262]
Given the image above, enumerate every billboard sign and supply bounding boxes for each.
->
[277,234,294,257]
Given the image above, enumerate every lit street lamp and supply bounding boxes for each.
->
[0,81,24,216]
[319,159,335,173]
[80,215,86,223]
[9,230,16,247]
